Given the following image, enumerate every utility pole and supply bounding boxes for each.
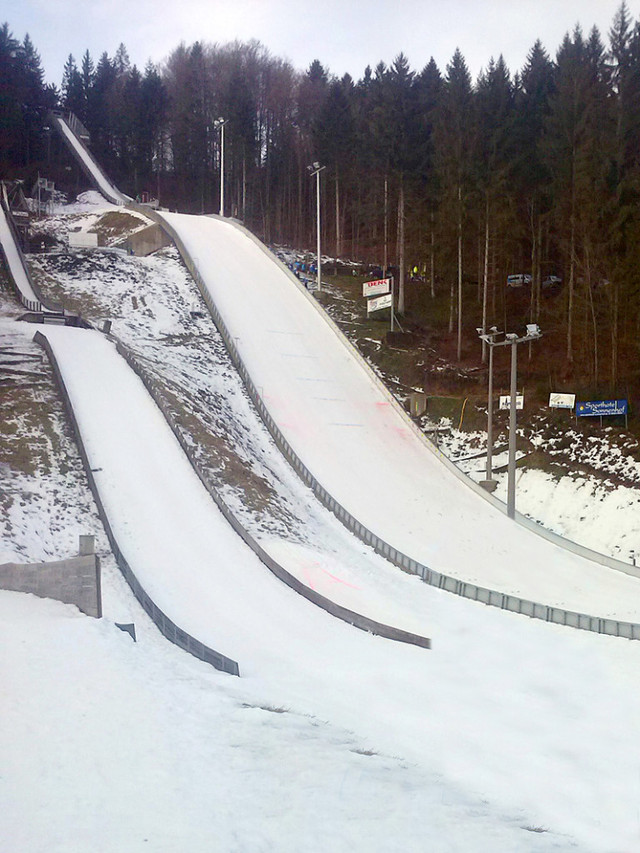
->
[215,118,228,217]
[307,162,325,292]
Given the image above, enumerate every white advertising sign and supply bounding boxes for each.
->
[367,292,393,314]
[499,395,524,410]
[363,277,391,298]
[549,393,576,409]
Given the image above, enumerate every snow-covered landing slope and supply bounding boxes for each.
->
[158,212,640,622]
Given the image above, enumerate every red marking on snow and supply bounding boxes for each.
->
[299,560,359,591]
[320,568,361,589]
[299,565,317,590]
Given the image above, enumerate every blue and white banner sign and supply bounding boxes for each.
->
[576,399,628,417]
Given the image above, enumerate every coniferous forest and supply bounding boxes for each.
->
[3,5,640,393]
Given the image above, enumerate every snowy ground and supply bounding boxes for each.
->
[2,196,640,851]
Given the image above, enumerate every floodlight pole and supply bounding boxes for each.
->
[308,162,325,292]
[478,326,542,517]
[507,339,519,519]
[486,338,495,482]
[215,118,228,217]
[390,275,395,332]
[477,327,502,491]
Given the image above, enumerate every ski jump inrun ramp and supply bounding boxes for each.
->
[50,112,130,206]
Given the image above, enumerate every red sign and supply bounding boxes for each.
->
[363,278,391,297]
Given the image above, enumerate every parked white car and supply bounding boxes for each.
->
[506,273,532,287]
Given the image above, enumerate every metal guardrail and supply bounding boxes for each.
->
[135,204,640,642]
[65,111,91,143]
[33,330,241,676]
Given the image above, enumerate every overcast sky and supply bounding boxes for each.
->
[5,0,629,86]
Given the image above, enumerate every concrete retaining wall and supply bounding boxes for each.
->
[122,224,172,257]
[0,552,101,618]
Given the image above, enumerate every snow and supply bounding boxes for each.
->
[55,189,118,214]
[8,588,620,853]
[3,206,640,850]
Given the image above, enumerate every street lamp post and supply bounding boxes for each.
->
[43,126,50,166]
[307,161,325,293]
[214,117,228,216]
[477,324,542,518]
[476,326,502,491]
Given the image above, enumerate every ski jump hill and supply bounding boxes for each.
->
[50,111,130,206]
[4,111,640,680]
[146,210,640,631]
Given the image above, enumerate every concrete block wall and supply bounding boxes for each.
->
[0,550,102,618]
[123,224,172,257]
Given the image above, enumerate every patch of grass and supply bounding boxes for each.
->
[150,373,297,524]
[425,395,465,427]
[91,211,148,241]
[519,450,568,480]
[27,259,105,319]
[0,383,53,476]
